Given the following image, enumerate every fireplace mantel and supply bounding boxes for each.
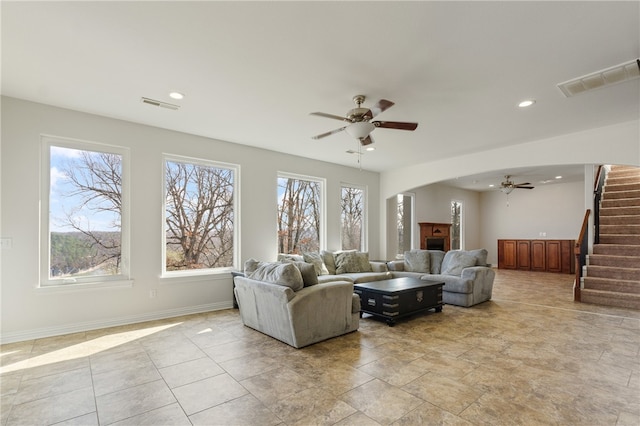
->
[419,222,451,252]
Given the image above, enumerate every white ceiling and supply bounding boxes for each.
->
[2,1,639,189]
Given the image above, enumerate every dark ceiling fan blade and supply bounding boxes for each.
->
[359,135,374,146]
[311,126,347,140]
[363,99,395,119]
[515,186,535,189]
[310,112,351,122]
[373,121,418,131]
[513,182,531,186]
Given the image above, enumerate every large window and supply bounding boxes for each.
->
[277,173,324,254]
[42,136,130,286]
[164,156,238,274]
[341,184,366,251]
[397,193,414,257]
[451,200,463,250]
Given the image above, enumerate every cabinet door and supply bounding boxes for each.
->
[531,240,546,271]
[545,240,562,273]
[498,240,517,269]
[516,240,531,270]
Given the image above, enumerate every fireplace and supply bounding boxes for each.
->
[419,222,451,252]
[426,237,445,251]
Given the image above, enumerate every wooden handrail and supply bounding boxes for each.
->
[574,209,591,302]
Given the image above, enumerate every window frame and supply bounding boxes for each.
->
[40,135,131,289]
[340,183,367,251]
[161,154,240,278]
[276,171,326,254]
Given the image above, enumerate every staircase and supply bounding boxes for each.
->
[581,165,640,309]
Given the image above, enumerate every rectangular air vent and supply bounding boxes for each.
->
[141,97,180,110]
[557,59,640,97]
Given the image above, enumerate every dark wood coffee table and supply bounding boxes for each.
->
[354,277,443,326]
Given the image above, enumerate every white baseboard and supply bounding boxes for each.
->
[0,301,233,344]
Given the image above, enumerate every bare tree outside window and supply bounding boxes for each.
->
[165,160,235,271]
[451,200,462,250]
[397,193,413,257]
[48,145,123,280]
[341,186,364,250]
[277,175,322,254]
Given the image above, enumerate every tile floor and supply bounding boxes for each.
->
[1,269,639,425]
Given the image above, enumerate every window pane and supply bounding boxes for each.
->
[277,176,321,254]
[451,200,462,250]
[49,146,122,279]
[397,194,413,257]
[165,160,235,271]
[341,186,364,251]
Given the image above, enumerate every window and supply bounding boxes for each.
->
[164,156,238,275]
[277,173,324,254]
[397,193,414,257]
[42,136,130,286]
[341,184,366,251]
[451,200,463,250]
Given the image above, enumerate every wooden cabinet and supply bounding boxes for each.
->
[419,222,451,252]
[498,239,575,274]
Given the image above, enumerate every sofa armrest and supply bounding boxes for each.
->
[461,266,495,300]
[386,260,405,271]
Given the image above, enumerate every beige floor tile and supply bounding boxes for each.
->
[109,402,191,426]
[92,362,162,396]
[6,387,95,425]
[172,373,247,415]
[269,386,357,425]
[402,374,484,415]
[144,338,207,369]
[334,411,382,426]
[341,379,424,425]
[13,366,92,405]
[202,339,262,363]
[240,367,314,406]
[357,356,429,387]
[51,412,98,425]
[391,401,473,426]
[189,394,282,426]
[158,356,224,388]
[219,353,280,381]
[95,379,176,424]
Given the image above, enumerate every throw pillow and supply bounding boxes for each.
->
[321,250,337,275]
[283,260,318,287]
[244,258,262,274]
[428,250,446,274]
[248,262,304,291]
[335,251,372,274]
[441,251,477,276]
[467,248,488,266]
[404,250,430,273]
[277,253,304,262]
[303,252,329,275]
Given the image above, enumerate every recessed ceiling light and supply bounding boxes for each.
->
[489,184,495,188]
[366,147,375,151]
[169,92,185,100]
[555,175,562,179]
[518,99,535,108]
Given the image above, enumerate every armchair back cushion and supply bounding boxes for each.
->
[246,261,304,291]
[441,251,477,276]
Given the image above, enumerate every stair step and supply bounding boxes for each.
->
[588,254,640,268]
[600,207,640,216]
[602,190,640,200]
[593,244,640,256]
[600,215,640,225]
[580,289,640,309]
[600,224,640,234]
[585,265,640,281]
[599,234,640,245]
[608,166,640,177]
[601,198,640,208]
[606,176,640,185]
[583,277,640,294]
[605,183,640,192]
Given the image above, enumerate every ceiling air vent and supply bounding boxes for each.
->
[141,97,180,110]
[557,59,640,97]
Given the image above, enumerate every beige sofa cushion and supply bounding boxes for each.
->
[303,251,329,275]
[441,251,477,276]
[248,262,304,291]
[335,251,372,274]
[404,250,430,273]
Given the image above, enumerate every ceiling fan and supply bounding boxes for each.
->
[310,95,418,146]
[500,175,535,194]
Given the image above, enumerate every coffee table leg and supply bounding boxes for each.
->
[386,318,395,327]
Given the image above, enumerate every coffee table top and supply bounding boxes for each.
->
[354,277,443,293]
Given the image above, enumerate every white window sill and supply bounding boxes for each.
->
[159,269,234,285]
[36,279,134,295]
